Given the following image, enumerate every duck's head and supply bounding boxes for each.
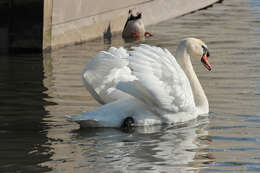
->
[178,38,212,71]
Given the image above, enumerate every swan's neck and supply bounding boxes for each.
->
[176,46,209,115]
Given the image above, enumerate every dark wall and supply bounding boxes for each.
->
[0,1,9,53]
[0,0,43,53]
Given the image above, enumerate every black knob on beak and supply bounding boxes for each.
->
[120,117,135,133]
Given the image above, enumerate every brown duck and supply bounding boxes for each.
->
[122,10,152,39]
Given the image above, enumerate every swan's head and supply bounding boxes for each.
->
[182,38,212,71]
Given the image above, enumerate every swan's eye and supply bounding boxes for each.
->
[207,51,210,58]
[202,45,209,58]
[201,45,211,71]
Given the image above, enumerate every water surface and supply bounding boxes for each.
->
[1,0,260,172]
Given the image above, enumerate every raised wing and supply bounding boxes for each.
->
[82,47,136,104]
[117,44,196,115]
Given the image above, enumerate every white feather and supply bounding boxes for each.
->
[70,41,208,127]
[82,47,135,104]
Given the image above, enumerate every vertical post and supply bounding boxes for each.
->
[43,0,53,51]
[8,0,14,51]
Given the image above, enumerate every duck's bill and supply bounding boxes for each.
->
[201,54,211,71]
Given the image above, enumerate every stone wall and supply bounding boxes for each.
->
[43,0,220,50]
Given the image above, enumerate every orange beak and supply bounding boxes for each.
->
[201,52,211,71]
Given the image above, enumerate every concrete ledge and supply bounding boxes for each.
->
[43,0,220,50]
[43,0,53,51]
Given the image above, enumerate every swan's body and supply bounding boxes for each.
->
[68,38,211,128]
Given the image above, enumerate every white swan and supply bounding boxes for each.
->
[68,38,211,128]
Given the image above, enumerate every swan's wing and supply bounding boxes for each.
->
[117,44,196,114]
[83,47,136,104]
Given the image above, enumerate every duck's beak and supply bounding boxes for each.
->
[201,51,211,71]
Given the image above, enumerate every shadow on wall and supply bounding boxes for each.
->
[0,0,43,54]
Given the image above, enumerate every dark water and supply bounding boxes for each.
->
[1,0,260,172]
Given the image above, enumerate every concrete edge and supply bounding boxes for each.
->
[43,0,53,51]
[44,0,222,51]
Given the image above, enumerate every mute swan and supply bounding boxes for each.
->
[68,38,211,128]
[122,10,152,39]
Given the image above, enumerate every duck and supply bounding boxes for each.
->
[122,10,152,39]
[68,38,212,128]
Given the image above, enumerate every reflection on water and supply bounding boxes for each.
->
[0,54,53,172]
[1,0,260,172]
[69,119,210,173]
[41,117,211,173]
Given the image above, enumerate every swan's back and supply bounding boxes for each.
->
[83,44,196,115]
[117,44,196,115]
